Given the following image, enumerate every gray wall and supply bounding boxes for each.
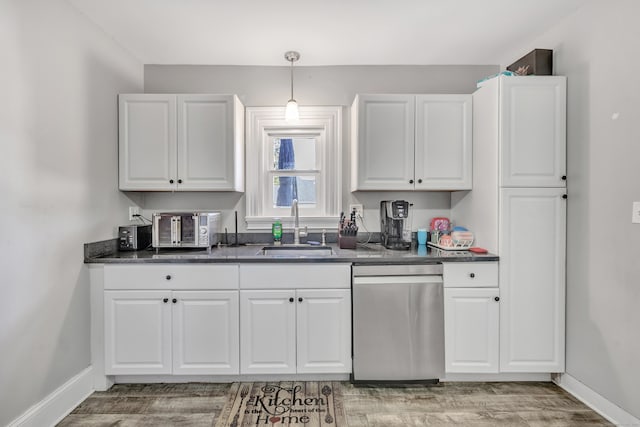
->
[500,0,640,418]
[143,64,498,232]
[0,0,143,424]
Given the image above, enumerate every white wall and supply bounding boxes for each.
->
[499,0,640,418]
[143,64,498,232]
[0,0,143,424]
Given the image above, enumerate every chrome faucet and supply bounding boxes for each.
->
[291,199,308,245]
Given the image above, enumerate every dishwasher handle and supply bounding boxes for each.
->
[353,275,443,285]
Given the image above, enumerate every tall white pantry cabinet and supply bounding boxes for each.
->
[451,75,567,373]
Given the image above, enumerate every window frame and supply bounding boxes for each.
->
[245,106,342,230]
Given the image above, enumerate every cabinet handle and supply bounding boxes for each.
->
[417,179,423,184]
[409,179,414,184]
[298,297,303,302]
[163,298,169,303]
[469,273,475,278]
[562,194,568,199]
[169,179,174,184]
[178,179,183,184]
[494,296,500,302]
[165,275,171,280]
[289,297,294,303]
[172,298,177,304]
[561,175,567,180]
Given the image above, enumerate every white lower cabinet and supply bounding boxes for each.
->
[296,289,351,374]
[240,289,351,375]
[499,188,566,372]
[443,262,499,374]
[105,290,172,375]
[239,263,352,375]
[444,288,500,373]
[172,291,240,375]
[102,264,240,376]
[104,290,239,375]
[240,290,297,374]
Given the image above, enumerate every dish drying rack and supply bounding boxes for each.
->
[427,230,474,251]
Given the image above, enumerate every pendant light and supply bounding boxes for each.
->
[284,51,300,121]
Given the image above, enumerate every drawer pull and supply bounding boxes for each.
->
[172,298,177,304]
[163,298,168,303]
[494,296,500,302]
[165,275,171,280]
[289,297,294,303]
[469,273,475,278]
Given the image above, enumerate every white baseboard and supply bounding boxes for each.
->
[442,372,551,382]
[8,367,94,427]
[114,373,351,384]
[553,373,640,426]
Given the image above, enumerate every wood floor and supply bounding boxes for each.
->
[57,382,612,426]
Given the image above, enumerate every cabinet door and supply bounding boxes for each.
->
[499,188,566,372]
[118,94,177,190]
[104,290,172,374]
[240,290,296,374]
[444,288,499,373]
[296,289,351,374]
[415,95,472,190]
[500,76,567,187]
[351,94,415,190]
[177,95,242,191]
[172,291,239,375]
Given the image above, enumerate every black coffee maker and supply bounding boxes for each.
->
[380,200,412,250]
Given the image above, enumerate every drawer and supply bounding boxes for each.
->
[443,262,498,287]
[240,263,351,289]
[104,264,239,290]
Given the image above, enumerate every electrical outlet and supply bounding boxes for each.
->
[129,206,140,221]
[632,202,640,224]
[349,204,364,218]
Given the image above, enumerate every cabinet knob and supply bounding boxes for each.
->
[169,179,174,184]
[178,179,183,184]
[163,298,169,303]
[166,275,171,280]
[172,298,177,304]
[562,194,568,199]
[469,273,475,278]
[298,297,303,302]
[561,175,567,180]
[494,296,500,302]
[289,297,294,303]
[409,179,414,184]
[417,179,423,184]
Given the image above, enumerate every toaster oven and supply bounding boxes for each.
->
[152,212,220,248]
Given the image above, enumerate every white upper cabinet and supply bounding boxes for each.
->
[119,94,244,191]
[499,77,566,187]
[415,95,472,190]
[351,94,415,190]
[351,94,472,191]
[118,94,177,190]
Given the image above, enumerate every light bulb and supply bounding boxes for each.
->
[285,99,299,121]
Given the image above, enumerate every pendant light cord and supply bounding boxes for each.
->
[290,58,295,101]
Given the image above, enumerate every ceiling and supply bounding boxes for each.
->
[67,0,590,66]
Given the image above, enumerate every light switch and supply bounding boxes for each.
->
[632,202,640,224]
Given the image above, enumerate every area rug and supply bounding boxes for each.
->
[214,381,347,427]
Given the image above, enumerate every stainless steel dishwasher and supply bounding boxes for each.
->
[352,263,444,383]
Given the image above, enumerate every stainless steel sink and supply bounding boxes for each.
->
[258,245,334,257]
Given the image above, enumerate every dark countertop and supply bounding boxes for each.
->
[85,241,498,264]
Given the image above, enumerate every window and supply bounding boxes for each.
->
[245,106,342,230]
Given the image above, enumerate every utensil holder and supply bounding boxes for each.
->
[338,235,357,249]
